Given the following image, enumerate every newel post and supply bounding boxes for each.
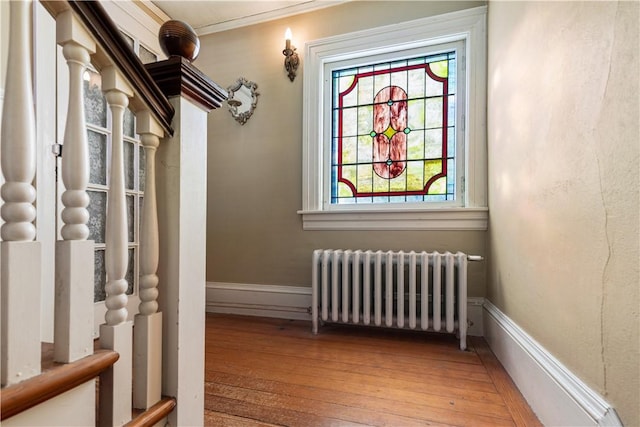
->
[146,56,226,427]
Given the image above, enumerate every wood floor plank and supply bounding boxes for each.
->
[207,346,502,404]
[207,382,453,427]
[472,336,543,427]
[206,319,482,366]
[207,327,490,379]
[205,351,513,420]
[204,314,541,427]
[204,410,280,427]
[207,369,517,427]
[205,394,369,427]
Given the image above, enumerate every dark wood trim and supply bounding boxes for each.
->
[126,397,177,427]
[145,56,228,112]
[0,349,119,421]
[66,0,175,136]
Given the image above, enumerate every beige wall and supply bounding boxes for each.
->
[486,1,639,425]
[198,1,487,293]
[1,1,8,96]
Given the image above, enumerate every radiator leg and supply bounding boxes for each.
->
[312,249,321,335]
[460,336,467,351]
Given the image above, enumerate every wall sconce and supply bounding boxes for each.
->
[282,28,299,82]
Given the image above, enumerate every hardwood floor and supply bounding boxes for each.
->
[205,314,541,427]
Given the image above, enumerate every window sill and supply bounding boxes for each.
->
[297,208,488,231]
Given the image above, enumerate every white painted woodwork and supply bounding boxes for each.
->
[34,1,57,343]
[102,66,133,327]
[483,301,623,426]
[133,112,164,409]
[2,380,95,427]
[1,242,42,386]
[0,0,42,387]
[57,10,96,241]
[93,289,140,338]
[300,7,487,231]
[99,66,134,425]
[53,8,96,363]
[133,312,163,409]
[99,321,133,426]
[137,120,162,316]
[157,96,208,427]
[1,0,36,242]
[54,240,94,362]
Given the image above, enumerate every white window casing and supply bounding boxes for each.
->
[300,6,487,230]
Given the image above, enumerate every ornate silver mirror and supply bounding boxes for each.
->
[226,77,259,125]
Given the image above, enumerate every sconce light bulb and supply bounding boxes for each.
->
[285,28,292,50]
[282,27,299,82]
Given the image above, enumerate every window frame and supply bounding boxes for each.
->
[300,6,488,230]
[325,41,465,208]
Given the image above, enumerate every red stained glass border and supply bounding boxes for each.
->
[335,61,450,199]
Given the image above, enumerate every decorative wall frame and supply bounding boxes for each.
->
[226,77,259,125]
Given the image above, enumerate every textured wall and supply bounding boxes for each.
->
[0,1,8,96]
[198,1,488,293]
[486,2,639,425]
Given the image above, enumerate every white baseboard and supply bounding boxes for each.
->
[205,282,484,336]
[483,300,622,427]
[466,296,484,337]
[206,282,312,320]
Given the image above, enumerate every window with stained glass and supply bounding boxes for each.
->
[301,7,487,230]
[331,51,458,205]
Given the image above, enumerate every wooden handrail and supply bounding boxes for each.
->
[0,349,119,421]
[126,397,177,427]
[68,0,174,135]
[41,0,175,137]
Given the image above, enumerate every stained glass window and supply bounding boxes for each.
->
[331,51,457,205]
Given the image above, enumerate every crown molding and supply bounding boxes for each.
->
[195,1,349,36]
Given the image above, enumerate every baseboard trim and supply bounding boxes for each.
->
[206,282,485,336]
[483,300,622,427]
[206,282,312,320]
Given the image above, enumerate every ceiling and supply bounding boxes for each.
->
[150,0,346,35]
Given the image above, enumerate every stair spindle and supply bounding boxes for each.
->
[0,0,42,387]
[54,9,96,364]
[1,0,37,243]
[99,66,133,426]
[133,112,164,409]
[138,131,160,317]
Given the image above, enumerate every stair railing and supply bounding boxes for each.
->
[1,0,174,425]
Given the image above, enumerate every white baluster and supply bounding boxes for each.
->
[60,41,90,239]
[99,66,133,426]
[0,0,42,386]
[138,131,160,317]
[133,111,163,409]
[54,9,96,364]
[104,88,129,327]
[1,0,36,242]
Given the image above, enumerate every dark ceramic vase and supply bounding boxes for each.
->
[158,20,200,62]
